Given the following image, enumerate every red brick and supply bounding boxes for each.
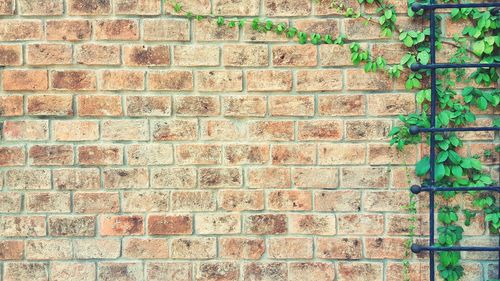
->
[53,121,99,141]
[27,95,73,116]
[268,190,312,211]
[0,240,24,260]
[270,96,314,116]
[29,145,74,166]
[77,95,122,116]
[3,120,48,141]
[218,190,264,211]
[27,44,71,65]
[78,145,123,166]
[53,168,100,190]
[338,214,384,235]
[272,45,317,66]
[95,19,139,40]
[68,0,111,15]
[75,44,121,65]
[0,0,14,15]
[173,45,219,66]
[245,214,287,234]
[319,95,366,116]
[148,70,193,91]
[220,237,264,259]
[347,69,398,91]
[51,70,96,91]
[0,146,25,167]
[368,144,418,165]
[144,19,190,41]
[268,237,313,259]
[346,120,391,141]
[0,96,23,116]
[272,144,316,165]
[364,191,409,212]
[103,168,149,189]
[74,192,119,213]
[320,44,359,66]
[3,70,48,91]
[223,44,268,66]
[148,215,192,235]
[197,70,242,92]
[46,20,91,41]
[0,20,43,41]
[247,70,292,91]
[264,0,311,16]
[316,237,362,259]
[100,215,144,236]
[152,120,197,141]
[247,167,291,189]
[123,238,169,259]
[124,45,170,66]
[115,0,160,15]
[0,45,22,66]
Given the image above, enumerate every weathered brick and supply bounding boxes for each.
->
[171,237,216,259]
[297,70,342,92]
[247,167,291,189]
[144,19,190,41]
[53,121,99,141]
[127,144,173,166]
[126,96,171,116]
[346,120,391,141]
[27,44,71,65]
[74,192,119,213]
[195,262,240,281]
[0,216,46,237]
[77,95,123,116]
[115,0,160,15]
[95,19,139,41]
[320,44,358,66]
[197,70,243,92]
[223,96,267,117]
[289,214,336,235]
[363,191,409,212]
[223,44,268,66]
[152,120,197,141]
[243,20,289,42]
[171,191,216,211]
[73,239,120,259]
[102,120,148,141]
[247,70,292,92]
[149,70,193,91]
[100,215,144,236]
[272,45,317,66]
[25,239,72,260]
[365,237,407,259]
[151,167,197,189]
[0,146,25,167]
[368,144,418,165]
[270,96,314,116]
[298,120,342,141]
[201,120,245,141]
[338,214,384,235]
[51,70,96,91]
[175,96,220,116]
[75,44,120,65]
[27,95,73,116]
[268,237,313,259]
[51,262,96,281]
[316,237,362,259]
[272,144,316,165]
[78,145,123,166]
[49,216,95,237]
[3,120,48,141]
[293,167,338,188]
[53,168,100,190]
[347,69,398,91]
[220,237,264,259]
[319,95,366,116]
[46,20,91,41]
[294,18,339,36]
[164,0,211,15]
[29,145,74,166]
[3,262,48,281]
[268,190,312,211]
[314,190,361,212]
[3,70,48,91]
[175,144,222,165]
[123,238,169,259]
[174,45,219,66]
[194,20,239,42]
[264,0,311,16]
[68,0,111,15]
[0,240,24,260]
[123,191,168,212]
[0,0,14,14]
[338,262,383,281]
[26,192,71,213]
[0,20,43,41]
[124,45,170,66]
[0,192,22,213]
[195,213,241,234]
[147,262,192,281]
[289,262,336,281]
[0,45,22,66]
[243,262,288,280]
[245,214,287,234]
[224,144,269,165]
[341,167,390,188]
[219,190,264,211]
[98,262,143,281]
[5,169,51,190]
[103,168,149,189]
[214,0,259,15]
[0,95,23,116]
[148,214,192,235]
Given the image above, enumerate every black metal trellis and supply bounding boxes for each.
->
[408,1,500,280]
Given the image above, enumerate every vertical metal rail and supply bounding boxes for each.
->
[409,2,500,281]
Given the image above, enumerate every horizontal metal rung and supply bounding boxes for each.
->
[412,244,500,253]
[409,126,500,135]
[411,3,500,12]
[411,63,500,71]
[411,185,500,194]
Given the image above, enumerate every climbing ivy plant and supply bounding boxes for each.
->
[164,0,499,280]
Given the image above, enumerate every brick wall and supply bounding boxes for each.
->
[0,0,498,280]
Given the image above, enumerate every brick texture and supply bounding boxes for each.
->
[0,1,494,281]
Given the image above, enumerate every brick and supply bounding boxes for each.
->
[3,120,48,141]
[338,263,383,281]
[338,214,384,235]
[223,44,268,66]
[346,120,391,141]
[195,213,241,234]
[199,168,241,189]
[77,95,122,116]
[53,121,99,141]
[78,145,123,166]
[272,45,317,66]
[27,95,73,116]
[319,94,366,116]
[49,216,95,237]
[318,144,366,165]
[175,96,220,116]
[0,192,22,213]
[195,262,240,281]
[341,167,390,188]
[0,45,22,65]
[46,20,91,41]
[147,262,192,281]
[102,120,148,141]
[124,45,170,66]
[51,70,96,91]
[0,146,25,167]
[123,191,168,213]
[0,95,23,116]
[372,43,409,64]
[127,144,173,166]
[0,216,46,237]
[297,70,342,92]
[74,192,119,213]
[248,121,295,141]
[95,19,139,41]
[289,214,336,235]
[176,144,222,165]
[268,190,312,211]
[293,167,338,188]
[223,96,267,117]
[220,237,264,259]
[124,238,169,259]
[320,44,358,66]
[365,237,407,259]
[458,119,495,140]
[53,168,100,190]
[242,20,289,42]
[197,70,242,92]
[3,262,48,281]
[387,214,428,236]
[115,0,160,15]
[347,69,398,90]
[243,262,288,281]
[364,191,409,212]
[68,0,110,15]
[164,0,211,15]
[98,262,143,281]
[214,0,259,15]
[0,240,24,260]
[25,239,72,260]
[201,120,245,141]
[316,237,362,259]
[173,45,219,66]
[289,262,336,281]
[51,262,96,281]
[151,167,197,189]
[294,18,339,36]
[152,120,197,141]
[5,169,51,190]
[272,144,316,165]
[3,70,48,91]
[194,20,239,42]
[268,238,313,259]
[0,0,14,14]
[148,215,192,235]
[219,190,264,211]
[26,192,71,213]
[149,70,193,91]
[245,214,287,234]
[345,17,386,40]
[368,144,418,165]
[247,70,292,92]
[100,215,144,236]
[73,239,120,259]
[126,96,171,116]
[224,144,269,165]
[270,96,314,116]
[314,190,361,212]
[171,238,216,259]
[171,191,216,211]
[75,44,120,65]
[144,19,190,41]
[0,20,43,41]
[28,145,73,166]
[27,44,71,65]
[248,167,291,189]
[298,120,342,141]
[264,0,311,16]
[103,168,149,189]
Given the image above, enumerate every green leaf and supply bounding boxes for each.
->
[403,36,414,47]
[416,157,430,176]
[477,96,488,110]
[435,163,445,181]
[472,40,485,56]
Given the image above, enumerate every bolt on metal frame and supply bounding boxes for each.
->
[408,1,500,280]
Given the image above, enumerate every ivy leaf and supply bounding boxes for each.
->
[417,51,430,65]
[416,157,430,176]
[477,96,488,110]
[472,40,485,56]
[435,163,445,181]
[452,165,463,177]
[403,36,414,47]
